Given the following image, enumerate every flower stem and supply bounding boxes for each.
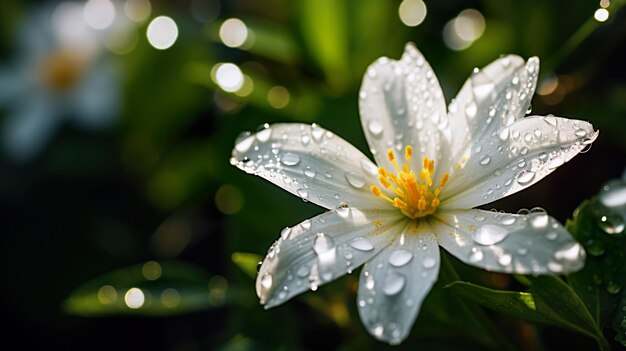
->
[439,252,518,351]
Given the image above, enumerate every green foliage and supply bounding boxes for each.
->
[64,261,221,316]
[567,200,626,346]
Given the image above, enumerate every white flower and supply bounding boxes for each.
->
[230,43,598,344]
[0,4,121,161]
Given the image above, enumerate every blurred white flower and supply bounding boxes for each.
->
[231,43,598,344]
[0,2,122,161]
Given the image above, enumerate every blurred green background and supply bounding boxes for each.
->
[1,0,625,350]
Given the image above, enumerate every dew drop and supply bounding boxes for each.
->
[574,129,587,138]
[313,233,335,255]
[472,224,508,245]
[297,188,308,200]
[607,282,622,294]
[235,133,255,153]
[498,128,510,141]
[281,152,300,166]
[301,134,310,145]
[599,213,625,234]
[468,247,483,263]
[368,120,384,137]
[345,171,366,189]
[303,167,316,178]
[350,237,375,251]
[256,125,272,142]
[546,231,558,241]
[544,115,558,126]
[261,273,273,289]
[528,209,549,228]
[517,171,536,185]
[280,227,292,240]
[465,101,477,119]
[311,124,324,142]
[389,249,413,267]
[479,155,491,165]
[383,272,406,296]
[500,215,516,225]
[547,261,563,273]
[296,265,309,277]
[599,181,626,208]
[474,214,486,222]
[497,253,512,266]
[422,257,436,269]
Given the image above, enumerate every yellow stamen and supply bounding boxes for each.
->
[370,146,449,219]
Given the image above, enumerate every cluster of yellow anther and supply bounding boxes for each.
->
[370,146,449,219]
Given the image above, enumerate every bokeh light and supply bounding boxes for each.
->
[125,0,151,23]
[161,288,181,308]
[219,18,248,48]
[142,261,162,280]
[83,0,116,30]
[594,8,609,22]
[398,0,427,27]
[146,16,178,50]
[97,285,118,304]
[215,184,244,214]
[124,287,145,309]
[267,86,290,109]
[214,63,244,92]
[443,9,486,51]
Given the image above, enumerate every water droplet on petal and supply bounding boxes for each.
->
[296,265,309,277]
[517,171,536,185]
[261,272,273,289]
[389,249,413,267]
[256,125,272,142]
[422,257,436,269]
[383,272,406,296]
[499,128,510,141]
[500,216,516,226]
[368,120,384,137]
[345,171,366,189]
[304,167,316,178]
[574,129,587,138]
[313,233,335,255]
[547,261,563,273]
[281,152,300,166]
[235,133,255,153]
[472,224,508,245]
[280,227,291,240]
[528,209,549,228]
[546,231,558,240]
[350,237,375,251]
[479,155,491,165]
[311,124,324,142]
[497,253,512,266]
[297,188,308,200]
[465,101,477,118]
[468,247,483,263]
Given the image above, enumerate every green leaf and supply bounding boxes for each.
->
[64,261,225,316]
[446,281,565,327]
[300,0,350,91]
[447,279,605,345]
[231,252,262,279]
[567,199,626,346]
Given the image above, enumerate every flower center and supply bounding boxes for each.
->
[370,146,448,219]
[40,50,86,91]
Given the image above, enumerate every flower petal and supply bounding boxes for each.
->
[357,222,439,345]
[2,97,59,161]
[256,207,402,308]
[446,55,536,163]
[231,123,383,210]
[433,209,585,274]
[358,43,449,174]
[441,116,598,209]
